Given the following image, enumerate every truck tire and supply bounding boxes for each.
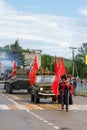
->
[7,84,13,94]
[4,83,6,90]
[52,97,56,102]
[27,88,31,94]
[34,94,40,103]
[6,84,8,93]
[31,94,34,102]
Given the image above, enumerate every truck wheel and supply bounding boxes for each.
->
[52,97,56,102]
[8,84,13,94]
[31,94,34,102]
[27,88,31,94]
[6,85,8,93]
[34,94,40,103]
[4,83,6,90]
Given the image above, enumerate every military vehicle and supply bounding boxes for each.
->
[30,74,57,103]
[4,67,31,94]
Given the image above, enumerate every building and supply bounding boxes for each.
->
[23,49,42,69]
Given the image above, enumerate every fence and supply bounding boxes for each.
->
[76,82,87,96]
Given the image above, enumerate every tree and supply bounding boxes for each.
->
[41,54,53,71]
[10,39,22,53]
[4,45,10,51]
[10,39,24,66]
[41,54,71,73]
[75,42,87,78]
[75,43,87,63]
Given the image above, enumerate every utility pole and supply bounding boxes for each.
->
[69,47,78,77]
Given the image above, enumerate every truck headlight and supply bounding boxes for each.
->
[40,87,43,91]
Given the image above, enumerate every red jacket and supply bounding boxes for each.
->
[62,82,74,95]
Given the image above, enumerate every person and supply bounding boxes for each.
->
[63,76,74,94]
[44,67,51,75]
[62,76,74,108]
[58,75,74,109]
[36,66,44,75]
[58,75,66,104]
[72,78,77,96]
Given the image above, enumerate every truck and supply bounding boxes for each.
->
[30,74,56,103]
[4,67,31,94]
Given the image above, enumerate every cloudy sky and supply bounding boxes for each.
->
[0,0,87,58]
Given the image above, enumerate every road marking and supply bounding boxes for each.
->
[2,93,87,111]
[7,97,60,130]
[22,103,44,110]
[38,104,55,110]
[7,95,21,100]
[8,98,26,110]
[70,104,87,110]
[0,105,10,110]
[8,104,20,110]
[0,103,87,111]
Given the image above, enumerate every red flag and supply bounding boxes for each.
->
[11,70,15,77]
[29,67,36,85]
[51,75,60,96]
[33,56,38,71]
[54,56,59,75]
[11,60,17,78]
[29,56,39,86]
[13,60,17,70]
[51,57,66,96]
[51,56,59,96]
[59,57,66,76]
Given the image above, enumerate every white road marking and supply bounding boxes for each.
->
[2,94,87,130]
[70,104,87,110]
[53,126,60,129]
[0,105,10,110]
[8,98,26,110]
[6,97,60,130]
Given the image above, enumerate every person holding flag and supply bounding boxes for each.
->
[59,58,74,109]
[51,56,74,110]
[61,76,74,110]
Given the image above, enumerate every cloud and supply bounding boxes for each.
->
[0,0,87,58]
[78,8,87,16]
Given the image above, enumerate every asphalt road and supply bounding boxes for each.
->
[0,84,87,130]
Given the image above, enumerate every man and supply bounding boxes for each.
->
[58,75,74,109]
[72,78,77,96]
[58,75,66,105]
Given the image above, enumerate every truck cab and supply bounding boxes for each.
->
[31,74,56,103]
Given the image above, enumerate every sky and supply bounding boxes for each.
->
[0,0,87,59]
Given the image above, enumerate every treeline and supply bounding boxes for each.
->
[1,40,87,78]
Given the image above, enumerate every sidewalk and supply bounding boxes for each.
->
[77,91,87,97]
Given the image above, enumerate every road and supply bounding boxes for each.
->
[0,84,87,130]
